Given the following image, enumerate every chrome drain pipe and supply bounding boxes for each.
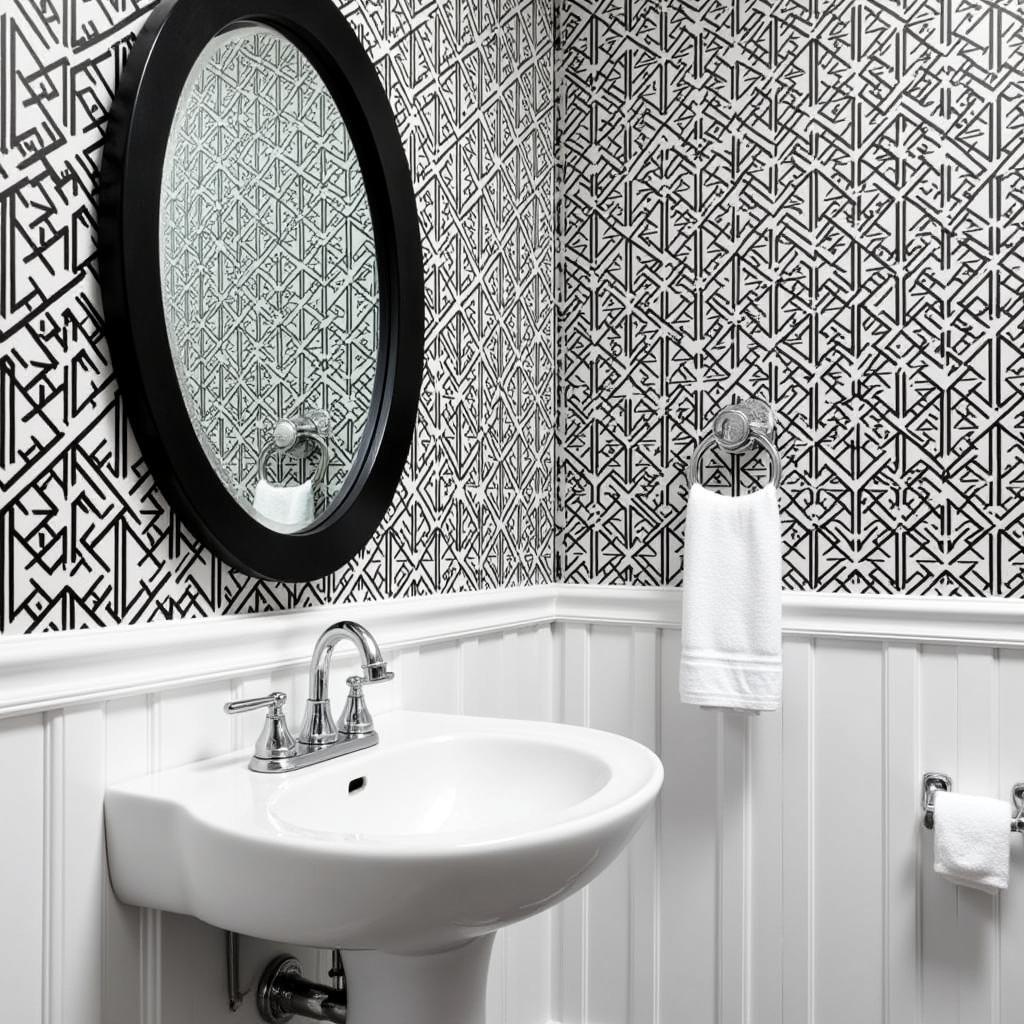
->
[257,955,346,1023]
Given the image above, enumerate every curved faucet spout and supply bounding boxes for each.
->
[300,621,393,747]
[309,621,388,701]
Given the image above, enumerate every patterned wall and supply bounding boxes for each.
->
[556,0,1024,596]
[161,25,377,508]
[0,0,555,632]
[10,0,1016,631]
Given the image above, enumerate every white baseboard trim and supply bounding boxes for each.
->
[3,584,1023,719]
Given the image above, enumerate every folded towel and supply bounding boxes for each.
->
[678,483,782,711]
[933,791,1010,894]
[252,479,314,529]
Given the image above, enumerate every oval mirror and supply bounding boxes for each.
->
[99,0,422,580]
[160,24,380,533]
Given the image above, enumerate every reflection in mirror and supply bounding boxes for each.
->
[159,24,378,534]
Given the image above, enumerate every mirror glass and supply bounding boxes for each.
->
[159,23,378,534]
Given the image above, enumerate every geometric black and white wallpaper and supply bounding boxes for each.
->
[0,0,555,632]
[557,0,1024,596]
[6,0,1024,632]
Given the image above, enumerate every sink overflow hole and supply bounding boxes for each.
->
[348,776,366,794]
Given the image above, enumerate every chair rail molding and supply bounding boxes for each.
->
[555,585,1024,647]
[0,588,560,719]
[4,584,1023,718]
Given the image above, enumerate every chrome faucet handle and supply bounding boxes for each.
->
[224,692,297,761]
[340,671,391,738]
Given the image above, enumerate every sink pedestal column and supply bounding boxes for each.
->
[342,934,495,1024]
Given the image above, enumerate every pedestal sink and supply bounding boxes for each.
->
[105,710,663,1023]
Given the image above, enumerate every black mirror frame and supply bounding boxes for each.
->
[98,0,423,582]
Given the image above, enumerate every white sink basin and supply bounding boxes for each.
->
[105,710,662,1022]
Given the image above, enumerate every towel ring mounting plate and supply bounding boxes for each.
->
[258,413,330,487]
[687,399,782,489]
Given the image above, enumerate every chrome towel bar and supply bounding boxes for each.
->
[921,771,1024,832]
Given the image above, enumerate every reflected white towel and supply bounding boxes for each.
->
[678,483,782,712]
[933,791,1010,894]
[252,479,314,529]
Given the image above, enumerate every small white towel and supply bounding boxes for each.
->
[933,790,1010,894]
[678,483,782,711]
[252,479,314,529]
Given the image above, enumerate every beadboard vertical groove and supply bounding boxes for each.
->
[997,651,1024,1019]
[142,688,163,1024]
[43,710,63,1024]
[781,637,814,1024]
[627,626,659,1024]
[920,645,958,1024]
[883,644,921,1024]
[748,651,783,1024]
[102,697,147,1024]
[0,714,44,1022]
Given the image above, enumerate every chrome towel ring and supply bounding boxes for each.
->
[686,399,782,489]
[258,412,330,487]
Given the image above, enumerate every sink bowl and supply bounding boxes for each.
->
[105,710,663,1022]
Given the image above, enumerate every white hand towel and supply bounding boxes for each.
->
[933,790,1010,893]
[678,483,782,711]
[252,479,314,529]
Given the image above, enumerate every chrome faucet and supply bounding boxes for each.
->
[301,620,393,744]
[224,620,393,773]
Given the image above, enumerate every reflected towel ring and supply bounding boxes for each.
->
[258,435,329,486]
[258,414,330,487]
[686,400,783,490]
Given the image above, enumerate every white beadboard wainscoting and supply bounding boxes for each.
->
[553,587,1024,1024]
[4,585,1024,1024]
